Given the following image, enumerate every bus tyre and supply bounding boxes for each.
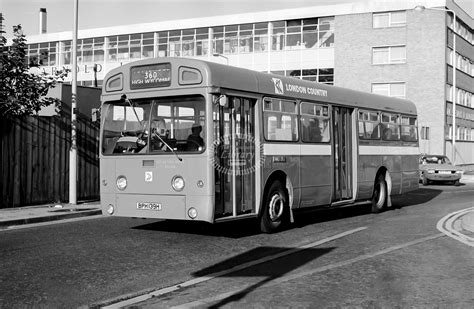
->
[260,180,288,233]
[371,175,387,213]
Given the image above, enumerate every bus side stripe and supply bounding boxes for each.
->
[359,145,419,155]
[263,144,331,156]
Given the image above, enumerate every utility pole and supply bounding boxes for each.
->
[69,0,78,204]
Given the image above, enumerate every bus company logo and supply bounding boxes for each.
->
[145,171,153,182]
[209,134,265,176]
[272,78,284,95]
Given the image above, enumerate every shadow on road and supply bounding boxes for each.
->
[391,187,443,207]
[133,188,443,237]
[189,246,335,308]
[132,217,261,238]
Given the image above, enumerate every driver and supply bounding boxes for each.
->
[151,118,169,151]
[152,118,168,138]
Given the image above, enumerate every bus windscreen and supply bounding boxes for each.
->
[102,95,206,154]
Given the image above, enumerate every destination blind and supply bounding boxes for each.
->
[130,63,171,89]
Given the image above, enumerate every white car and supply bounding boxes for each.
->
[419,155,462,186]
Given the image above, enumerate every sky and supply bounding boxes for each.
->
[1,0,473,37]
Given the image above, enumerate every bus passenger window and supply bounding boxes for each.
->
[264,98,298,141]
[381,112,400,141]
[301,102,330,143]
[358,110,380,140]
[401,116,418,142]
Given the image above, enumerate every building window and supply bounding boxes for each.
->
[93,37,105,62]
[286,19,301,50]
[157,32,168,57]
[28,42,58,66]
[60,41,71,65]
[239,24,253,53]
[271,21,285,51]
[212,26,224,54]
[107,36,118,61]
[286,68,334,85]
[421,126,430,140]
[446,84,453,102]
[195,28,209,56]
[373,11,406,28]
[254,22,268,52]
[182,29,195,57]
[303,18,318,49]
[142,33,154,59]
[81,38,93,63]
[129,34,142,60]
[224,25,238,54]
[168,30,181,57]
[117,35,130,61]
[372,82,406,98]
[318,17,334,47]
[372,46,406,64]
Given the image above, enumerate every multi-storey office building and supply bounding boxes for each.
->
[13,0,474,164]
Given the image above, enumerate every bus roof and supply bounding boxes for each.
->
[103,58,417,115]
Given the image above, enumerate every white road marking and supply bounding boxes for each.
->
[175,233,444,308]
[101,226,367,309]
[436,207,474,247]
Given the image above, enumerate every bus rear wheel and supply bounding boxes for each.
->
[260,180,288,233]
[371,175,387,213]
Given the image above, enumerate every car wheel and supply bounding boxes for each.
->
[454,179,460,186]
[422,176,429,186]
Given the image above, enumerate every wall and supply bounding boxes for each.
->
[334,10,446,156]
[0,84,101,208]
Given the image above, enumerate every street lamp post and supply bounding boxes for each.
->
[212,53,229,65]
[69,0,78,204]
[414,5,457,165]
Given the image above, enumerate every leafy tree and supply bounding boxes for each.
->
[0,14,69,118]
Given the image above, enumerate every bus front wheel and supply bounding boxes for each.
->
[260,180,288,233]
[371,175,387,213]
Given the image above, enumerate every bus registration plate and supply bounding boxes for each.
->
[137,202,162,211]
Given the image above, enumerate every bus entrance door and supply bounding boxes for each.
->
[214,97,256,218]
[332,107,353,202]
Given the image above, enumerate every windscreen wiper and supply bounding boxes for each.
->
[123,97,143,128]
[153,133,182,162]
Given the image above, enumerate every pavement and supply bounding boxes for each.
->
[1,174,473,232]
[0,201,102,230]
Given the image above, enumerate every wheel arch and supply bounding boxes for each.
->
[260,170,294,222]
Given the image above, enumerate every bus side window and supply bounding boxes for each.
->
[358,110,380,139]
[264,98,298,141]
[381,112,400,141]
[301,102,330,143]
[401,116,418,141]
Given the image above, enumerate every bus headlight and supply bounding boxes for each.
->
[116,176,128,190]
[172,175,185,192]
